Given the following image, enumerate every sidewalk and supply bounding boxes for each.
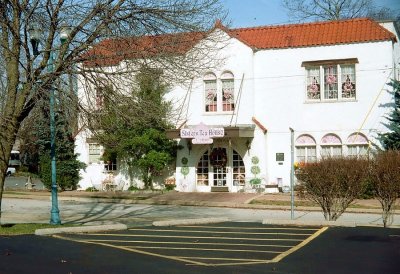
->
[4,189,394,214]
[3,190,400,232]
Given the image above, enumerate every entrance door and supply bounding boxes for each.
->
[212,166,227,186]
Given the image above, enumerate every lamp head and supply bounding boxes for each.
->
[60,26,71,44]
[28,24,41,56]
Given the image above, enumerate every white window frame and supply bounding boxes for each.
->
[204,71,235,113]
[88,143,102,164]
[295,135,317,163]
[347,133,369,158]
[320,134,343,157]
[305,63,356,102]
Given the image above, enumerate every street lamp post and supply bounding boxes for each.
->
[29,25,71,225]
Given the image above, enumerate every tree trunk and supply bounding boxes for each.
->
[0,122,19,223]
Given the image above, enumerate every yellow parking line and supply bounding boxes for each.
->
[180,257,267,262]
[271,226,329,263]
[85,239,294,248]
[128,228,313,236]
[53,235,208,266]
[121,245,282,253]
[83,233,304,242]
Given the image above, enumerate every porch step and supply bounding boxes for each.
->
[211,186,229,192]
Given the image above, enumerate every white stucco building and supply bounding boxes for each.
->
[75,18,399,192]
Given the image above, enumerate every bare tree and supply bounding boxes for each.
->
[369,150,400,228]
[0,0,226,222]
[296,157,369,221]
[282,0,396,21]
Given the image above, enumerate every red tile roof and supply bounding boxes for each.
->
[83,18,396,67]
[230,18,396,49]
[83,32,206,67]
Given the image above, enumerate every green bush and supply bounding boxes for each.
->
[165,184,175,191]
[128,185,140,191]
[85,187,99,192]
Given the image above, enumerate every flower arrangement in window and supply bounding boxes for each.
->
[209,148,227,167]
[206,90,216,101]
[342,75,355,98]
[325,66,336,85]
[307,77,320,99]
[223,90,233,100]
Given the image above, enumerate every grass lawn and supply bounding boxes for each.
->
[0,223,76,235]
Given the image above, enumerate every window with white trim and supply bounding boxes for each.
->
[295,135,317,163]
[347,133,369,158]
[204,73,217,112]
[196,151,209,186]
[321,134,342,157]
[88,143,102,163]
[204,71,235,112]
[305,61,356,101]
[232,150,245,186]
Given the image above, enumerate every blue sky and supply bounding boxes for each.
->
[222,0,400,28]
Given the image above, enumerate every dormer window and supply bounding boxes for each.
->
[204,71,235,113]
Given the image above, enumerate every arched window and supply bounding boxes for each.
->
[221,71,235,111]
[321,134,342,157]
[347,133,369,158]
[295,135,317,163]
[204,73,217,112]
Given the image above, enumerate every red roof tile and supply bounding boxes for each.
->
[83,32,206,67]
[230,18,396,49]
[83,18,396,67]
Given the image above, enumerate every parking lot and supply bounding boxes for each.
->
[54,222,326,266]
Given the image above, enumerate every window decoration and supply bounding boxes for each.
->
[204,73,217,112]
[341,65,356,99]
[324,66,338,99]
[305,62,356,101]
[221,71,235,111]
[209,148,227,167]
[307,67,321,99]
[204,71,235,112]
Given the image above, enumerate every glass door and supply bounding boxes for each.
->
[213,166,227,186]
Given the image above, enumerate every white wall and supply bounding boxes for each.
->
[253,41,394,186]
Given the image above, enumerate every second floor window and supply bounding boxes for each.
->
[88,143,102,164]
[305,60,356,102]
[204,71,235,112]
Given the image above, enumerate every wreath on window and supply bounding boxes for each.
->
[209,148,227,167]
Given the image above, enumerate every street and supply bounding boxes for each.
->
[1,223,399,273]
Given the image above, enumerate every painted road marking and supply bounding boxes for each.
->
[128,228,314,236]
[82,239,294,248]
[54,223,327,266]
[80,233,305,241]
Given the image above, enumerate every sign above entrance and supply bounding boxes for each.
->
[180,123,224,144]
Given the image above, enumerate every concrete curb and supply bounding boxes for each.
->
[35,223,127,236]
[153,217,230,227]
[262,219,356,227]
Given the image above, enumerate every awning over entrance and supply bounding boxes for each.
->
[166,125,255,139]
